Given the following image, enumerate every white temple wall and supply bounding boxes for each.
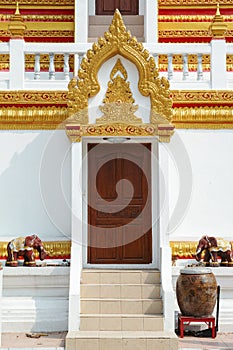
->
[0,130,71,242]
[167,129,233,241]
[1,128,232,244]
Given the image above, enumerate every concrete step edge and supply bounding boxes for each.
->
[67,330,177,339]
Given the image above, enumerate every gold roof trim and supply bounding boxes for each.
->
[66,10,174,143]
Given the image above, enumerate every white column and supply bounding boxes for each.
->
[211,39,227,89]
[9,39,25,89]
[158,142,169,247]
[0,267,2,346]
[68,141,83,332]
[144,0,158,42]
[75,0,88,42]
[158,142,175,332]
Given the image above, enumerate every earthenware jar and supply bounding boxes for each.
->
[176,267,217,317]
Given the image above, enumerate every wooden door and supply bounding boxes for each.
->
[88,143,152,264]
[96,0,139,15]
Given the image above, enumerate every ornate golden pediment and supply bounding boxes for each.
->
[66,10,174,142]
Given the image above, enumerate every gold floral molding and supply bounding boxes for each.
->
[171,90,233,104]
[0,91,68,130]
[172,90,233,129]
[66,9,174,143]
[1,90,233,130]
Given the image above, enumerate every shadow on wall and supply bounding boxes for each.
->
[0,130,71,241]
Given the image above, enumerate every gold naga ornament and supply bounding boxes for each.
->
[66,9,174,143]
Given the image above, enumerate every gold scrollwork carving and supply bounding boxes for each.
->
[66,10,174,142]
[0,91,68,104]
[171,90,233,104]
[66,123,158,143]
[97,59,142,124]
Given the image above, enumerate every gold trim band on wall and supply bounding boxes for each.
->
[1,90,233,130]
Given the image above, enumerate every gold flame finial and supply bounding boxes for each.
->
[8,2,27,38]
[15,2,20,15]
[209,3,227,39]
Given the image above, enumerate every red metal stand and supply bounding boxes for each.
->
[178,314,216,338]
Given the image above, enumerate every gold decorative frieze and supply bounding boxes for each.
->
[159,29,210,38]
[1,90,233,130]
[0,240,71,260]
[0,91,68,130]
[66,123,158,143]
[172,90,233,129]
[0,91,68,104]
[171,90,233,104]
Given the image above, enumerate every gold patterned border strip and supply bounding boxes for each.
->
[171,90,233,104]
[0,240,71,259]
[1,91,233,130]
[0,91,68,105]
[6,90,233,106]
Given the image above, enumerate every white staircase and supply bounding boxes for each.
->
[88,15,144,42]
[66,269,178,350]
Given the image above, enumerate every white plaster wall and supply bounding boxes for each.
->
[2,267,69,332]
[167,129,233,241]
[0,130,71,242]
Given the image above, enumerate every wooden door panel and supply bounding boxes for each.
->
[89,226,120,263]
[96,0,138,15]
[88,143,152,264]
